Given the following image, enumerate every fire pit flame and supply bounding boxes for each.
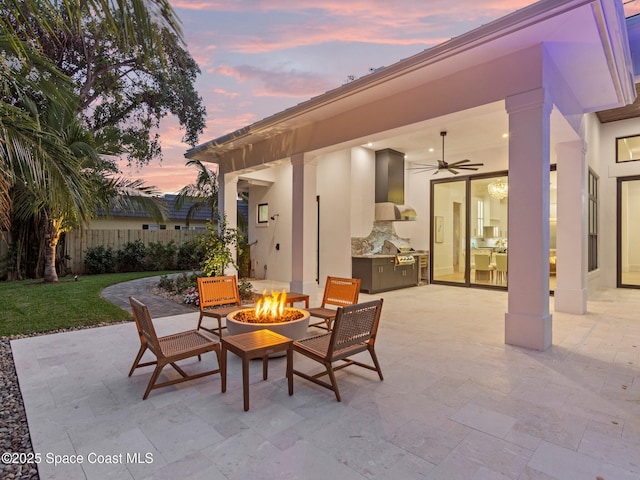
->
[255,289,286,321]
[231,290,305,324]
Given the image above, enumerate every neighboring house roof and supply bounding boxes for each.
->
[96,195,249,224]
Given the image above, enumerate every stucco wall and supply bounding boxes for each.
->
[317,150,352,282]
[350,147,376,239]
[247,165,292,283]
[595,115,640,289]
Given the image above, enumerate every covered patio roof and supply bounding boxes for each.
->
[186,0,634,171]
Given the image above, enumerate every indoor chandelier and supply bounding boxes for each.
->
[488,178,508,200]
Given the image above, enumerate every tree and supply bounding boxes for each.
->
[174,159,219,225]
[0,32,76,232]
[10,0,206,166]
[1,0,190,280]
[174,159,249,235]
[9,100,166,282]
[200,216,239,277]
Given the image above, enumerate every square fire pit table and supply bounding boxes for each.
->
[221,329,294,411]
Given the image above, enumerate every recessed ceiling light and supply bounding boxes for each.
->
[428,148,434,152]
[502,133,509,138]
[367,142,373,147]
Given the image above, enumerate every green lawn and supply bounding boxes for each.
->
[0,271,175,337]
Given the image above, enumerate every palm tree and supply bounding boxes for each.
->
[1,0,180,280]
[175,159,250,233]
[174,159,219,225]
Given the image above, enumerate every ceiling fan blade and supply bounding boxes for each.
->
[448,159,471,166]
[413,132,484,175]
[407,163,439,171]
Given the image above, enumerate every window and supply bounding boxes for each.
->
[588,169,598,272]
[257,203,269,224]
[616,134,640,163]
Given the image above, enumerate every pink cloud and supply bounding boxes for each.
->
[173,1,535,55]
[170,1,532,17]
[117,157,194,193]
[213,88,239,99]
[210,64,333,97]
[205,112,257,137]
[155,0,610,195]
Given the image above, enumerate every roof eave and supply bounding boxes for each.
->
[186,0,633,159]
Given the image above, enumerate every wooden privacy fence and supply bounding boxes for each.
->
[0,229,205,277]
[63,229,205,274]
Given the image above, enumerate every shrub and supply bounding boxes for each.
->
[237,238,251,278]
[145,240,177,271]
[199,218,238,277]
[116,240,147,272]
[84,246,115,274]
[177,238,203,270]
[175,272,199,293]
[238,278,254,301]
[157,274,175,292]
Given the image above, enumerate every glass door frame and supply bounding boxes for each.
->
[617,175,640,289]
[429,177,469,287]
[430,170,509,290]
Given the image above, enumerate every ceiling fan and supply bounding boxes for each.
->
[408,131,484,175]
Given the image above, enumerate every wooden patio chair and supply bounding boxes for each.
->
[307,276,361,331]
[292,299,384,401]
[197,276,243,337]
[128,296,223,400]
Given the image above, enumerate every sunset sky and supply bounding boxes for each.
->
[119,0,640,193]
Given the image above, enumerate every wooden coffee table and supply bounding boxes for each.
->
[221,329,294,411]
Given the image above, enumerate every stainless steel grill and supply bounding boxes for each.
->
[382,240,415,265]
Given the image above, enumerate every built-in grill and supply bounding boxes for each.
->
[382,240,415,265]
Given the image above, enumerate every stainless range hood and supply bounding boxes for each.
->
[374,148,417,221]
[375,202,417,221]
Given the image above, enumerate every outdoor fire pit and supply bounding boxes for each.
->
[226,290,310,341]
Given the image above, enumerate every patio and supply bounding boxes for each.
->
[12,281,640,480]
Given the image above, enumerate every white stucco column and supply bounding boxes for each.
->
[290,153,318,295]
[219,172,238,275]
[504,88,552,351]
[554,141,587,314]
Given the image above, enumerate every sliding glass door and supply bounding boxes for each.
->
[431,173,508,287]
[431,180,467,284]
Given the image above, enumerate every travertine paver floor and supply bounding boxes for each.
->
[11,280,640,479]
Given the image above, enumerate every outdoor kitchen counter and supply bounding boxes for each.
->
[352,255,423,293]
[351,250,429,258]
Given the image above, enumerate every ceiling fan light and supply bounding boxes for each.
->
[488,178,508,199]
